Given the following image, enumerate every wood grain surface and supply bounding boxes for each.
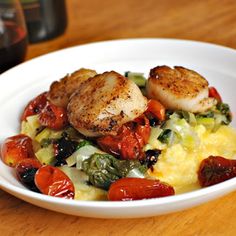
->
[2,0,236,235]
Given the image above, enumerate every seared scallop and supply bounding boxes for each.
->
[47,68,97,108]
[67,71,147,137]
[146,66,216,113]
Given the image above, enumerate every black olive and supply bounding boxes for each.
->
[149,118,159,127]
[54,159,67,167]
[53,135,78,161]
[144,149,161,170]
[17,167,40,192]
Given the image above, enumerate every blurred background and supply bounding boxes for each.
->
[26,0,236,59]
[1,0,236,72]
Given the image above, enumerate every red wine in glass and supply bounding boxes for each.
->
[0,21,27,73]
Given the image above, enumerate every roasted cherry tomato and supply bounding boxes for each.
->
[1,134,35,167]
[118,125,142,159]
[133,115,151,146]
[39,102,68,130]
[16,158,42,192]
[97,116,150,160]
[21,92,48,121]
[209,87,222,103]
[146,99,166,121]
[198,156,236,187]
[35,165,75,199]
[108,177,175,201]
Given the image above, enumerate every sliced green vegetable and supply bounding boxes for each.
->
[196,117,215,131]
[59,165,89,183]
[126,168,146,178]
[158,129,178,146]
[158,129,172,143]
[147,126,163,146]
[66,145,104,168]
[35,127,62,144]
[35,126,81,148]
[62,126,82,141]
[35,128,51,143]
[21,114,41,139]
[196,110,214,119]
[76,140,93,150]
[40,138,52,148]
[169,103,232,133]
[35,144,55,165]
[173,111,197,126]
[162,116,199,149]
[125,71,146,87]
[216,103,232,125]
[59,165,107,201]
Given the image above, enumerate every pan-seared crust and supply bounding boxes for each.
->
[68,71,147,137]
[147,66,216,113]
[47,68,97,108]
[149,66,208,98]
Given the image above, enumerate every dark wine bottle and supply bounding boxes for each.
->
[20,0,67,43]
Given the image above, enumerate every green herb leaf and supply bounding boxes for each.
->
[76,140,93,150]
[82,153,147,190]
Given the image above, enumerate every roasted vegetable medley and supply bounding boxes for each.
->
[1,66,236,201]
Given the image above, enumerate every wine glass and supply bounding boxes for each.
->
[0,0,28,73]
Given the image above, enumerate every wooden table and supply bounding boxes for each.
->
[1,0,236,235]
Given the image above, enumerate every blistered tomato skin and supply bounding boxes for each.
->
[146,99,166,122]
[39,102,68,130]
[21,92,48,121]
[97,116,150,160]
[35,165,75,199]
[198,156,236,187]
[108,177,175,201]
[16,159,42,192]
[208,87,222,103]
[1,134,35,167]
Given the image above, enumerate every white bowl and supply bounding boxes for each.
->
[0,38,236,218]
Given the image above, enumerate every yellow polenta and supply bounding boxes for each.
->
[148,125,236,194]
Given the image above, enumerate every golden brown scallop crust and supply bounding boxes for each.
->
[149,66,209,99]
[67,71,147,137]
[47,68,97,108]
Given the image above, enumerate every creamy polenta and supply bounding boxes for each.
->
[148,125,236,193]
